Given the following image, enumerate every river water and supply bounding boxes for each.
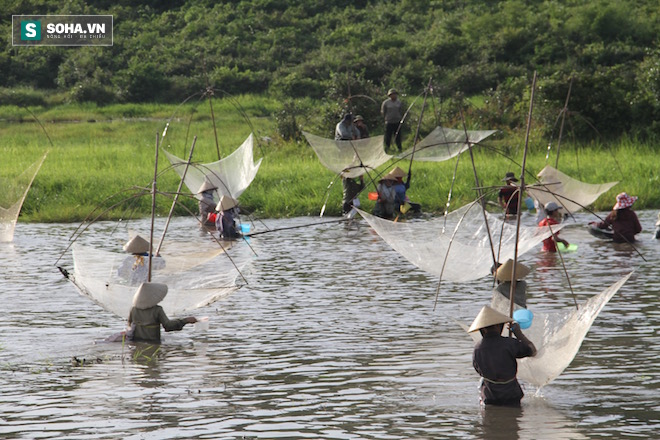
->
[0,211,658,439]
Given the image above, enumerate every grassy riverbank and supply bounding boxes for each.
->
[1,99,658,223]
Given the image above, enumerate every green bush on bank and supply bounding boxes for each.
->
[1,1,660,139]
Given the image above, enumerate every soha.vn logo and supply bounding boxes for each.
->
[21,20,41,40]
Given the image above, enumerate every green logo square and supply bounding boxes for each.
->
[21,20,41,40]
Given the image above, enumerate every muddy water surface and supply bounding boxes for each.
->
[0,211,658,439]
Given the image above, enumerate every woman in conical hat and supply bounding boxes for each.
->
[216,196,242,239]
[492,259,531,309]
[389,166,407,179]
[373,173,397,219]
[127,282,197,343]
[123,235,150,254]
[469,305,537,406]
[117,235,165,286]
[389,166,421,216]
[197,178,218,229]
[590,192,642,243]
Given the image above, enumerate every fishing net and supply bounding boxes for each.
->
[303,132,391,178]
[163,133,262,201]
[357,203,563,282]
[397,126,497,162]
[477,272,632,388]
[0,153,47,242]
[71,241,250,318]
[526,166,618,214]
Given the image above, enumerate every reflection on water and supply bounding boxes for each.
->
[0,211,658,438]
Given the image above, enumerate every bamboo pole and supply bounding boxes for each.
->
[509,72,537,320]
[155,136,197,256]
[148,134,159,282]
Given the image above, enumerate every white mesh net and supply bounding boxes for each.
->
[398,126,497,162]
[0,153,47,242]
[71,241,250,318]
[163,133,262,201]
[478,272,632,388]
[303,132,391,178]
[526,165,618,214]
[357,203,563,282]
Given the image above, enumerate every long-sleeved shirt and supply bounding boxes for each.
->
[128,305,187,343]
[216,208,240,238]
[473,333,535,405]
[595,208,642,243]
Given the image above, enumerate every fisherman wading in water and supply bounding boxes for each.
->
[468,305,537,406]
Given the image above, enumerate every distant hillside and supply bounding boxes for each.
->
[2,0,659,138]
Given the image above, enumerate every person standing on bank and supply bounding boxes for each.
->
[381,88,404,152]
[354,115,369,139]
[469,305,537,406]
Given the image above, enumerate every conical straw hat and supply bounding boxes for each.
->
[216,195,238,211]
[132,282,168,309]
[495,259,531,282]
[123,235,150,254]
[468,305,512,333]
[197,179,217,193]
[389,166,407,178]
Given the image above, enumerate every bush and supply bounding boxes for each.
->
[0,87,48,107]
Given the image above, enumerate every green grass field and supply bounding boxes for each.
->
[1,98,658,223]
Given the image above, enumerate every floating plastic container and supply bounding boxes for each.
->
[240,223,251,234]
[513,309,534,329]
[195,316,209,332]
[368,192,378,201]
[524,196,535,211]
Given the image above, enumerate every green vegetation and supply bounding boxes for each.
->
[1,100,657,223]
[1,0,659,139]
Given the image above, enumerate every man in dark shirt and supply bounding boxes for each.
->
[498,172,520,217]
[469,306,537,406]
